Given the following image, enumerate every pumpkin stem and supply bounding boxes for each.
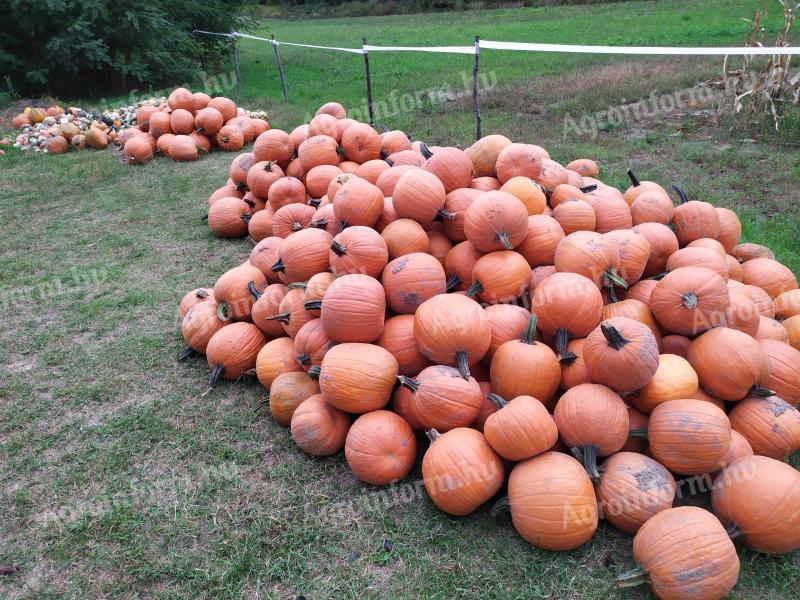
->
[486,393,507,409]
[380,149,389,160]
[725,522,744,541]
[243,198,255,208]
[304,300,322,311]
[247,281,262,299]
[253,395,270,415]
[615,565,649,589]
[201,213,209,221]
[579,184,597,194]
[571,445,600,481]
[308,365,321,379]
[437,208,456,221]
[263,160,275,172]
[235,182,247,191]
[628,428,648,438]
[242,213,251,224]
[335,146,345,157]
[455,351,471,380]
[397,375,420,393]
[266,312,290,323]
[425,429,442,443]
[288,281,308,289]
[465,281,483,298]
[497,232,514,250]
[601,322,630,350]
[606,284,619,303]
[297,353,311,366]
[308,198,321,208]
[555,329,576,364]
[419,143,433,159]
[311,218,328,229]
[217,302,231,321]
[271,259,285,273]
[445,275,461,292]
[330,240,347,256]
[604,269,628,289]
[384,156,395,167]
[177,346,195,361]
[291,221,303,231]
[750,385,774,397]
[521,315,538,345]
[626,169,641,188]
[195,289,209,299]
[672,184,689,205]
[682,291,699,310]
[209,364,224,389]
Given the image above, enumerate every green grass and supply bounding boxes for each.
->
[2,0,800,598]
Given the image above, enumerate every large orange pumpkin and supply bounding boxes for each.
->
[515,215,565,267]
[392,169,447,223]
[267,371,320,426]
[583,317,659,393]
[650,267,729,336]
[759,339,800,405]
[291,394,350,457]
[345,410,417,485]
[381,218,430,260]
[250,283,289,337]
[317,343,398,413]
[495,143,546,183]
[376,314,431,376]
[382,252,446,315]
[271,227,332,284]
[463,191,529,252]
[213,263,267,321]
[741,257,798,299]
[320,274,385,343]
[332,177,384,227]
[483,304,531,365]
[180,301,229,356]
[293,318,334,371]
[671,187,721,245]
[633,222,679,277]
[397,365,483,431]
[483,394,558,461]
[250,237,283,283]
[329,226,388,277]
[206,322,266,387]
[467,251,531,304]
[634,353,699,413]
[554,230,627,290]
[256,337,301,389]
[728,395,800,459]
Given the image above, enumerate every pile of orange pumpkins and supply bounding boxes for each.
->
[119,87,269,165]
[181,101,800,600]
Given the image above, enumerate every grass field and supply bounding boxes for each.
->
[2,0,799,598]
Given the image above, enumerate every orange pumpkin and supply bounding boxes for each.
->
[728,395,800,459]
[554,231,628,290]
[515,215,565,267]
[267,371,320,426]
[290,394,350,457]
[463,191,529,252]
[560,338,591,391]
[194,106,224,135]
[442,188,482,241]
[123,135,153,164]
[466,134,512,177]
[267,177,306,211]
[293,318,334,371]
[206,322,266,387]
[774,289,800,319]
[328,226,388,277]
[583,317,659,392]
[495,143,546,183]
[256,337,302,389]
[760,339,800,405]
[250,283,289,337]
[207,197,250,238]
[213,263,266,322]
[633,222,679,277]
[179,287,215,320]
[320,274,385,343]
[249,237,283,283]
[634,354,699,413]
[500,177,547,215]
[376,314,431,376]
[508,452,598,550]
[332,177,384,227]
[467,251,530,304]
[216,125,244,151]
[269,287,313,339]
[253,129,294,163]
[483,393,558,461]
[422,146,473,193]
[422,428,504,516]
[444,241,482,292]
[272,203,315,238]
[345,411,417,485]
[671,187,721,245]
[392,169,447,223]
[483,304,531,365]
[298,135,340,171]
[398,365,483,431]
[381,218,430,260]
[169,108,194,135]
[741,257,798,299]
[382,252,446,315]
[271,227,332,284]
[148,111,172,137]
[168,135,198,161]
[650,267,729,336]
[316,343,398,413]
[181,300,229,355]
[754,316,789,342]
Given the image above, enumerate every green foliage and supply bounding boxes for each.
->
[0,0,249,97]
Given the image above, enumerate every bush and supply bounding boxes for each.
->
[0,0,249,98]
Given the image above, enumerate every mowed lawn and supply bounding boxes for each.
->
[1,0,799,598]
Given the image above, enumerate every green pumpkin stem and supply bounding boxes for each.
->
[397,375,420,393]
[266,312,290,323]
[271,259,285,273]
[628,428,649,439]
[604,269,628,289]
[419,143,433,159]
[217,302,231,321]
[521,315,538,345]
[751,385,774,397]
[486,393,507,409]
[571,445,600,481]
[253,394,270,414]
[308,365,321,379]
[498,232,514,250]
[209,364,224,389]
[437,207,456,221]
[466,281,483,298]
[445,274,461,292]
[297,353,311,366]
[195,289,209,299]
[672,184,689,205]
[307,198,321,208]
[287,281,307,289]
[201,213,209,221]
[606,284,619,303]
[555,328,575,364]
[242,213,251,224]
[615,565,650,589]
[455,351,471,380]
[304,300,322,311]
[247,280,262,300]
[726,522,744,541]
[601,322,630,350]
[580,184,597,194]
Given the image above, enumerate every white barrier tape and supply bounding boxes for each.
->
[479,39,800,55]
[363,44,475,54]
[193,30,234,38]
[233,32,365,54]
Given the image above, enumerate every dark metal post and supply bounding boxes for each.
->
[231,32,241,88]
[272,35,288,100]
[473,35,482,141]
[362,37,374,125]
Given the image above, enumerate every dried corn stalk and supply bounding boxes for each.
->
[718,0,800,130]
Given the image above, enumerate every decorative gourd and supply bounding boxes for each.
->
[291,394,350,457]
[596,452,675,534]
[213,263,266,321]
[688,327,771,401]
[728,395,800,459]
[345,411,417,485]
[583,317,659,393]
[382,253,446,315]
[649,267,729,335]
[467,251,531,304]
[376,314,431,376]
[508,452,598,550]
[490,316,560,404]
[483,394,558,461]
[553,383,629,479]
[392,169,447,223]
[647,399,731,475]
[413,294,491,379]
[712,455,800,554]
[206,322,266,388]
[381,218,430,260]
[267,371,320,426]
[515,215,565,267]
[397,365,483,431]
[256,337,301,389]
[463,191,529,252]
[633,354,699,413]
[321,274,385,343]
[422,428,504,516]
[616,506,739,600]
[317,343,398,413]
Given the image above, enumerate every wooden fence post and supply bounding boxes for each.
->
[231,32,241,88]
[362,37,375,126]
[272,35,288,100]
[473,35,482,141]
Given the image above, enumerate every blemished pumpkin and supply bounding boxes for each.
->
[256,337,301,389]
[553,383,629,479]
[266,371,320,426]
[633,354,699,413]
[508,452,598,550]
[490,315,561,405]
[345,410,417,485]
[687,327,771,401]
[760,339,800,405]
[583,317,659,393]
[728,395,800,459]
[554,231,628,290]
[250,236,283,283]
[320,274,385,343]
[397,365,483,431]
[422,428,504,516]
[483,393,558,461]
[413,294,491,379]
[596,452,676,534]
[382,252,446,314]
[206,322,266,387]
[617,506,739,600]
[495,143,547,183]
[647,399,731,475]
[312,342,395,412]
[649,267,730,336]
[463,191,529,252]
[467,251,531,304]
[291,394,351,457]
[755,316,790,342]
[712,455,800,554]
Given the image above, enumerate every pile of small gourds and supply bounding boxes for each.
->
[179,101,800,600]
